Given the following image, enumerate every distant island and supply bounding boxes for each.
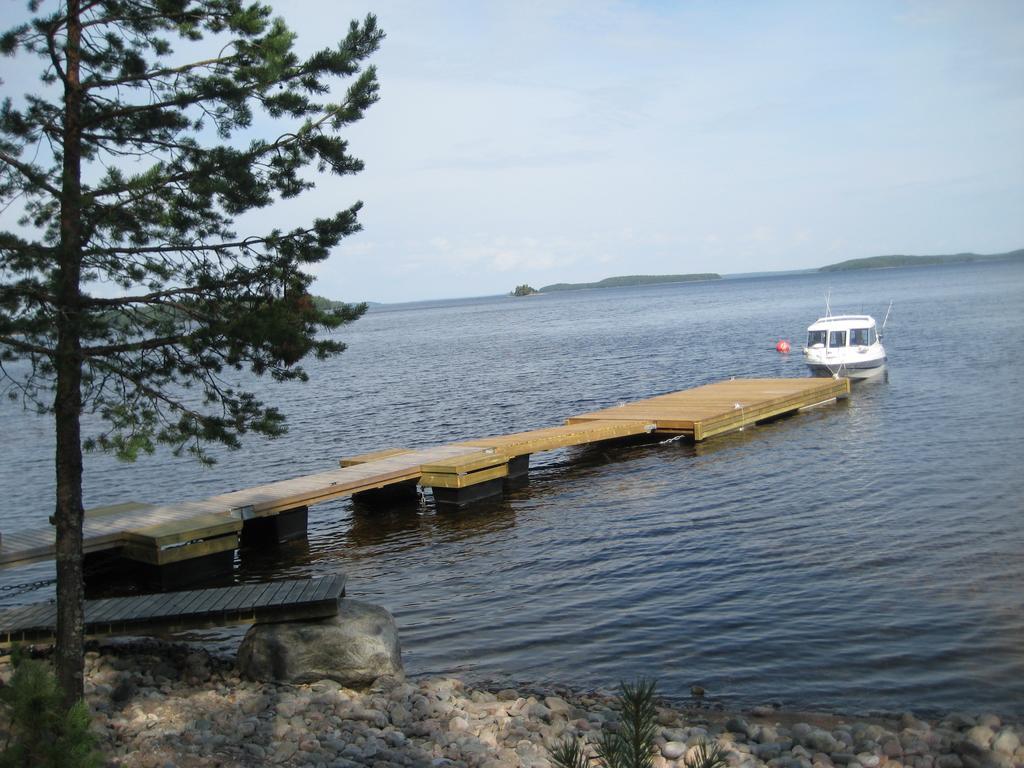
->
[390,248,1024,306]
[537,273,720,293]
[819,249,1024,272]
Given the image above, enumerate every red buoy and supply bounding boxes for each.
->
[776,339,791,353]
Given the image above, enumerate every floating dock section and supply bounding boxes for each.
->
[0,573,346,645]
[0,377,849,585]
[568,377,848,440]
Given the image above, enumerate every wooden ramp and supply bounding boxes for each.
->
[0,573,346,645]
[0,377,850,571]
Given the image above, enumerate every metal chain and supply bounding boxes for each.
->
[0,578,56,595]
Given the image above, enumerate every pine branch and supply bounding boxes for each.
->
[0,150,61,197]
[87,98,367,201]
[82,333,188,357]
[44,14,69,87]
[0,283,58,305]
[0,334,55,356]
[82,286,210,307]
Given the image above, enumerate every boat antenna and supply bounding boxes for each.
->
[824,289,833,318]
[880,300,893,337]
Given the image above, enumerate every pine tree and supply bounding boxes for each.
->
[0,1,383,707]
[549,679,659,768]
[0,650,102,768]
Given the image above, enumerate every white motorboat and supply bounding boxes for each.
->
[803,313,887,379]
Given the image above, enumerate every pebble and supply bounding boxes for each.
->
[993,729,1021,756]
[6,640,1021,768]
[663,741,688,759]
[965,726,995,750]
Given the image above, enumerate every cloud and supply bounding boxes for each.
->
[34,0,1011,303]
[424,235,580,274]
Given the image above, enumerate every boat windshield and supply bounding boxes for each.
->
[850,328,870,346]
[808,330,826,347]
[829,330,847,347]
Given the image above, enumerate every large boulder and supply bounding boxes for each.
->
[238,599,403,686]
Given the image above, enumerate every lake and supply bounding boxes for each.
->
[1,260,1022,716]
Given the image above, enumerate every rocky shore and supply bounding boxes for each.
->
[10,639,1019,768]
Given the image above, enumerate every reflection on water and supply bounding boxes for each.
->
[346,500,519,552]
[2,261,1023,715]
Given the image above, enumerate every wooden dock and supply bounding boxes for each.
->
[0,377,849,577]
[0,573,346,645]
[568,377,849,440]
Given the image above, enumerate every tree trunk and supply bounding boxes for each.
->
[54,0,86,709]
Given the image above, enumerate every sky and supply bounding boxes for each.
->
[289,0,1024,303]
[5,1,1024,303]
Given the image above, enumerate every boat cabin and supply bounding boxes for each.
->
[806,315,880,349]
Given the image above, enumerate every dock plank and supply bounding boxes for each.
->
[277,578,311,607]
[150,588,209,620]
[568,378,849,438]
[310,573,344,602]
[90,596,140,625]
[340,448,412,467]
[185,584,234,616]
[87,595,133,624]
[420,463,509,489]
[122,513,241,548]
[459,419,654,456]
[0,575,345,643]
[103,591,166,623]
[420,451,506,474]
[250,580,288,609]
[0,603,55,641]
[221,582,263,613]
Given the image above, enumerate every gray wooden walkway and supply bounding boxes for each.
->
[0,573,346,645]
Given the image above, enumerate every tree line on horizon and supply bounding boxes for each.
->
[506,248,1024,299]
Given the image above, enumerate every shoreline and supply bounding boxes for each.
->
[4,639,1020,768]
